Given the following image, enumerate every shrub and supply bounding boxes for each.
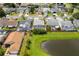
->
[33,29,47,34]
[0,7,6,18]
[67,8,73,15]
[46,25,51,32]
[26,45,30,49]
[57,11,64,17]
[73,8,79,13]
[3,3,16,8]
[72,12,79,19]
[69,17,74,21]
[26,39,31,50]
[27,39,31,46]
[0,45,5,56]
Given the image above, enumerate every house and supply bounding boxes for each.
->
[3,8,16,14]
[20,3,28,7]
[33,17,45,29]
[0,19,8,27]
[46,17,59,31]
[7,20,18,28]
[60,20,75,31]
[27,16,34,21]
[0,19,18,28]
[73,20,79,28]
[17,20,31,31]
[16,8,26,13]
[56,3,65,9]
[3,32,25,56]
[50,8,58,13]
[6,15,20,19]
[43,8,51,16]
[43,8,50,12]
[17,16,33,31]
[24,7,30,14]
[55,3,67,12]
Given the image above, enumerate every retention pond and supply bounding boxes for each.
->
[42,40,79,56]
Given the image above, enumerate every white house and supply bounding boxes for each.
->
[73,20,79,28]
[33,17,45,29]
[43,8,51,16]
[50,8,58,13]
[60,20,75,31]
[46,17,59,31]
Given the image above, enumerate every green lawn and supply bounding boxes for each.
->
[9,12,19,16]
[30,32,79,56]
[47,12,52,16]
[2,27,16,30]
[17,17,24,21]
[19,32,30,56]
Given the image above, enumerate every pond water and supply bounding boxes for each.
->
[42,40,79,56]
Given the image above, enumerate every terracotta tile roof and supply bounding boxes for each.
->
[4,32,25,55]
[4,32,15,44]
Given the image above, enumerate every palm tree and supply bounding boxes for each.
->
[0,7,6,18]
[69,17,77,31]
[48,3,55,8]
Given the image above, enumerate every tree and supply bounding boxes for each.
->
[65,3,79,15]
[67,8,73,15]
[72,3,79,8]
[73,8,79,13]
[0,45,5,56]
[69,17,74,23]
[46,25,51,32]
[3,3,16,8]
[33,29,47,34]
[72,12,79,19]
[65,3,73,9]
[57,11,64,17]
[0,7,6,18]
[34,5,39,8]
[48,3,55,8]
[29,4,40,14]
[17,3,21,6]
[69,17,74,30]
[29,6,35,14]
[69,17,77,31]
[65,3,74,15]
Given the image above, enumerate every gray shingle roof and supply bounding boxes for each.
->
[46,17,59,26]
[33,18,44,26]
[60,20,74,31]
[73,20,79,28]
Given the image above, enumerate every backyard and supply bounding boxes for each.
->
[30,32,79,56]
[19,32,30,56]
